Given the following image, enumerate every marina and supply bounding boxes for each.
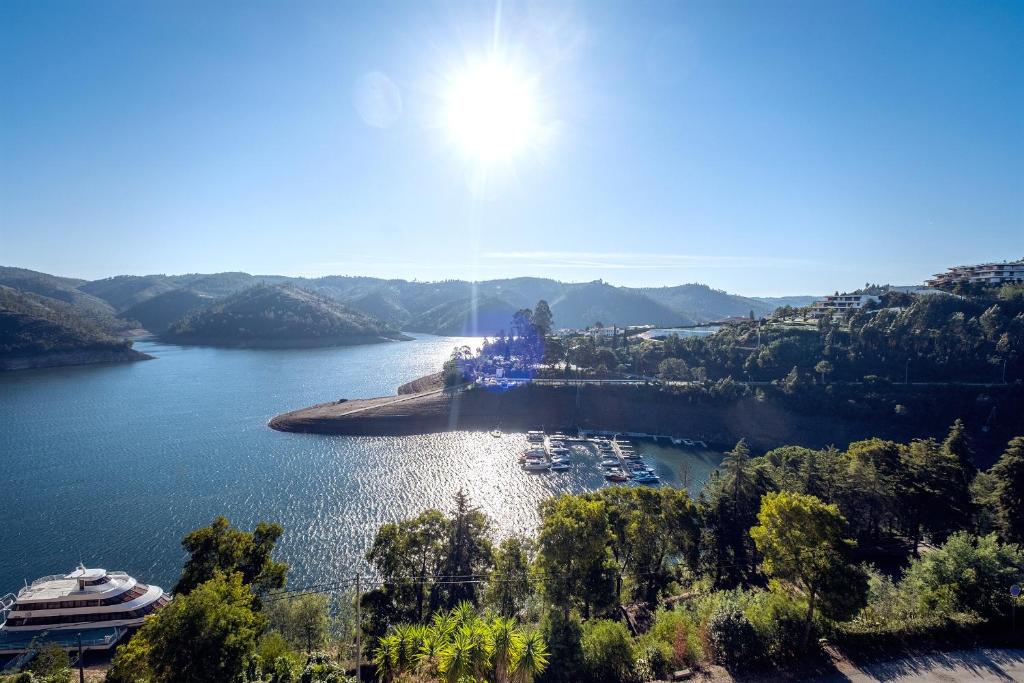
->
[516,429,704,485]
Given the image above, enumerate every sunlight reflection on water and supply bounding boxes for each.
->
[0,336,721,591]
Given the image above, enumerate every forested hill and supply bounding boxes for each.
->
[162,283,410,348]
[11,267,816,335]
[0,286,150,370]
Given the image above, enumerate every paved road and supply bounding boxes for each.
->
[816,648,1024,682]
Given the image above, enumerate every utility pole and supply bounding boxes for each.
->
[77,633,84,683]
[355,573,361,681]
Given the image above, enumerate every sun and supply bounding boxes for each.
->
[444,59,540,163]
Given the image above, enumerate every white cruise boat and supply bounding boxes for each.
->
[0,566,170,655]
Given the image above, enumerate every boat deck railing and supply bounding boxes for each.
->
[0,593,14,626]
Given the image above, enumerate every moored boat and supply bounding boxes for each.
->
[0,566,170,655]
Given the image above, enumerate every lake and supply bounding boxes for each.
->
[0,335,722,594]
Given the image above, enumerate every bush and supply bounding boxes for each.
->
[706,605,759,671]
[902,532,1024,622]
[580,620,638,683]
[745,588,806,663]
[537,611,584,683]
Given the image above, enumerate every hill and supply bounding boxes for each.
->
[121,288,214,333]
[0,266,820,336]
[0,266,129,331]
[0,286,150,370]
[162,284,410,348]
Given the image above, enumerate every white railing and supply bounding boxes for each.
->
[0,593,15,626]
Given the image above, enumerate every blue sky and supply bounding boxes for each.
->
[1,0,1021,296]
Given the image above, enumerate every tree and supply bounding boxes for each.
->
[814,359,833,384]
[533,300,554,337]
[749,491,866,649]
[989,436,1024,544]
[535,496,614,617]
[114,572,266,683]
[366,508,450,623]
[898,438,973,549]
[433,489,494,610]
[174,517,287,598]
[699,440,774,587]
[28,643,71,683]
[266,593,330,653]
[901,532,1024,621]
[486,536,534,617]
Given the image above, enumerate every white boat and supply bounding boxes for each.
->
[526,431,545,442]
[549,462,571,471]
[0,566,170,654]
[522,460,550,471]
[490,429,502,438]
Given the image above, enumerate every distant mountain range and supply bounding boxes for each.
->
[1,266,817,338]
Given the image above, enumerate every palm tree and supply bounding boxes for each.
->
[488,617,522,683]
[373,633,399,683]
[510,629,549,683]
[438,627,478,683]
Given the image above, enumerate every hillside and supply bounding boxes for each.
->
[0,266,129,331]
[0,266,819,336]
[121,288,214,333]
[0,286,150,370]
[162,284,409,348]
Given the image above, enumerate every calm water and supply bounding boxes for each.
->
[0,336,721,593]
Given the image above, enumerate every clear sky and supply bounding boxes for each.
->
[1,0,1021,296]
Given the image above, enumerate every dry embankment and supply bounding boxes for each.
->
[268,381,1023,458]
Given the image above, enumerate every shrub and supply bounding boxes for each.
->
[706,605,759,671]
[902,532,1024,622]
[537,611,584,683]
[745,588,806,663]
[580,620,638,683]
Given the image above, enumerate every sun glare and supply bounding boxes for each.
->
[444,59,540,163]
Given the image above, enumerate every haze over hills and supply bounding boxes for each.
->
[162,283,410,348]
[0,266,819,342]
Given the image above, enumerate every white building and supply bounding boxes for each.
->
[809,293,880,318]
[926,260,1024,288]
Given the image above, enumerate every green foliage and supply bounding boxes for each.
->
[371,604,547,683]
[535,496,615,616]
[108,572,266,683]
[175,516,288,597]
[25,643,70,683]
[750,491,867,648]
[536,611,584,683]
[901,532,1024,622]
[485,536,534,617]
[989,436,1024,544]
[706,604,759,671]
[579,620,637,683]
[267,594,331,652]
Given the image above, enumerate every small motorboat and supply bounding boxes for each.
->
[490,429,502,438]
[522,460,551,471]
[600,459,620,468]
[681,438,695,447]
[549,462,570,471]
[604,471,629,482]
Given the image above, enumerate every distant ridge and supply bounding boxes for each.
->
[1,266,819,336]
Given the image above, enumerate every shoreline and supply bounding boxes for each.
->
[0,348,153,372]
[269,378,1024,459]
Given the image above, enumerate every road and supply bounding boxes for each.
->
[815,648,1024,682]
